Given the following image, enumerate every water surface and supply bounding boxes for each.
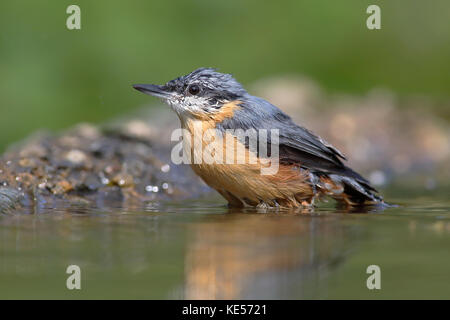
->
[0,186,449,299]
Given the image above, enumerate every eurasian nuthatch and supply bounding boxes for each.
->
[134,68,383,208]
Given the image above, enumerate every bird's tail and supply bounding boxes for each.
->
[317,172,384,206]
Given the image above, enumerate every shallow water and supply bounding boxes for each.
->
[0,185,449,299]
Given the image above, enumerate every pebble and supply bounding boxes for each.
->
[52,181,73,195]
[19,158,37,168]
[19,144,47,158]
[112,174,134,188]
[65,150,87,165]
[124,121,153,139]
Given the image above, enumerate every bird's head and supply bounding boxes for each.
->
[133,68,247,119]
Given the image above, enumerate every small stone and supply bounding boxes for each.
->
[19,158,37,168]
[52,180,73,195]
[65,150,87,165]
[19,144,47,158]
[112,174,134,188]
[58,136,81,148]
[161,164,170,173]
[75,123,100,139]
[124,120,153,139]
[104,165,114,174]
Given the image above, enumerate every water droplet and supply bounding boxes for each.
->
[99,172,110,185]
[145,185,159,193]
[161,164,170,173]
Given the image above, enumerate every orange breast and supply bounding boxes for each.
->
[180,110,314,207]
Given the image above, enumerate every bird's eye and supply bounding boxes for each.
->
[188,84,200,95]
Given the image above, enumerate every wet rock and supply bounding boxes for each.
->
[0,188,23,213]
[0,119,210,213]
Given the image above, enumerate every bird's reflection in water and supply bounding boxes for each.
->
[184,211,357,299]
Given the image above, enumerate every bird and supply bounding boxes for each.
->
[133,68,384,209]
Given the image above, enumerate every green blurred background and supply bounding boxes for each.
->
[0,0,449,151]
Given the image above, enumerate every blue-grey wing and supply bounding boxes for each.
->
[217,96,372,186]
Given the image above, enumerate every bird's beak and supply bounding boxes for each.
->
[132,84,171,99]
